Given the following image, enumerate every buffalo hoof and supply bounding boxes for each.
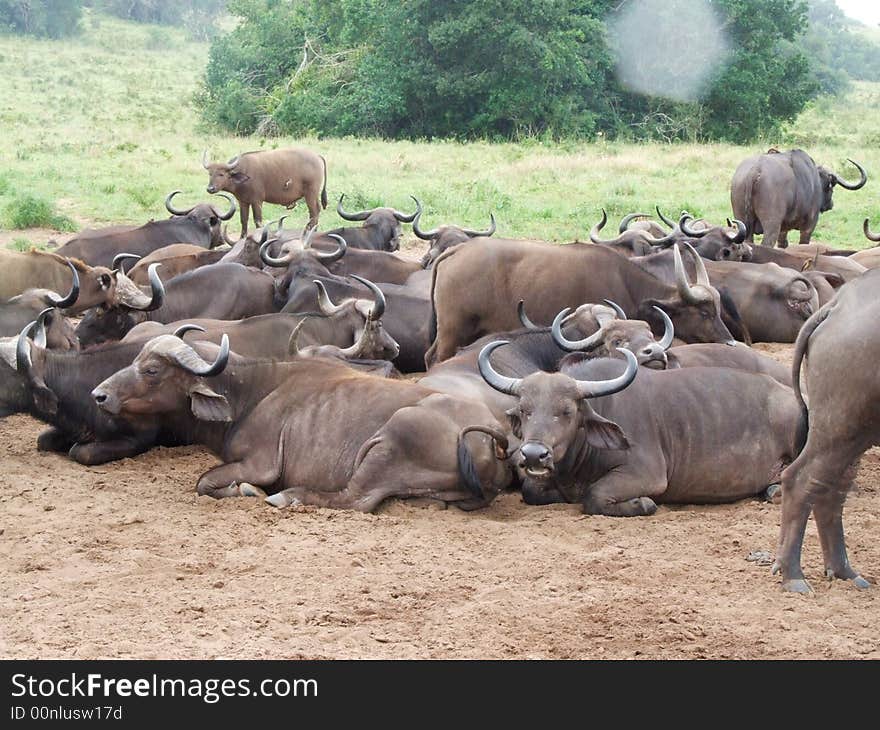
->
[781,578,813,594]
[746,550,774,566]
[825,568,871,590]
[239,483,267,499]
[265,490,302,509]
[764,484,782,503]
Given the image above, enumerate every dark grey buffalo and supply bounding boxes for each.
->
[413,204,497,267]
[329,195,420,251]
[479,343,804,516]
[0,262,80,349]
[731,148,866,248]
[773,269,880,593]
[56,191,236,267]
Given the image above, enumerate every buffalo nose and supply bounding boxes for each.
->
[206,186,216,193]
[520,441,551,465]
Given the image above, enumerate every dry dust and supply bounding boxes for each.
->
[2,343,879,659]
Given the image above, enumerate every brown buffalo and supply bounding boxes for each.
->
[427,239,735,365]
[92,337,511,511]
[731,148,866,247]
[203,148,328,234]
[773,270,880,593]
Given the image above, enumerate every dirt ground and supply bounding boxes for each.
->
[1,342,879,660]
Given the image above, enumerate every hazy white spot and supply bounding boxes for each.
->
[609,0,731,102]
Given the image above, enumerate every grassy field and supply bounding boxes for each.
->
[2,11,880,248]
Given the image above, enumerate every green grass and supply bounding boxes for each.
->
[4,194,77,231]
[1,10,880,248]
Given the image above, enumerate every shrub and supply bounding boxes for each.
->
[5,195,77,231]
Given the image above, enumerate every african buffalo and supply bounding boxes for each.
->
[773,270,880,593]
[55,191,236,267]
[666,343,791,386]
[330,195,420,251]
[731,148,867,248]
[0,263,80,349]
[116,245,227,285]
[76,262,276,347]
[634,251,819,343]
[426,240,735,365]
[589,209,678,256]
[0,249,115,311]
[413,204,497,267]
[92,337,511,511]
[203,148,327,234]
[479,343,803,516]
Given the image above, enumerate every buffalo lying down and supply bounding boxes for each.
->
[93,337,516,512]
[479,342,804,516]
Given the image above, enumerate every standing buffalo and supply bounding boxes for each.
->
[731,148,866,248]
[203,148,328,235]
[774,270,880,593]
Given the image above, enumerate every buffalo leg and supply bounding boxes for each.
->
[798,225,816,246]
[581,472,666,517]
[36,427,74,453]
[196,457,282,499]
[813,484,869,588]
[304,195,320,234]
[760,221,781,248]
[252,201,264,229]
[239,204,250,236]
[778,229,790,248]
[68,437,153,466]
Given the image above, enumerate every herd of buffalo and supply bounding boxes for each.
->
[1,145,879,595]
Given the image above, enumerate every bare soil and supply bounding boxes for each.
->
[2,342,879,659]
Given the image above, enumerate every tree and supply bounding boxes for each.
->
[0,0,83,38]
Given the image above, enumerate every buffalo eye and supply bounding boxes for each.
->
[611,339,623,347]
[700,307,712,319]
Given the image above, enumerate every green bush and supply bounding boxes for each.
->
[199,0,823,143]
[5,195,77,231]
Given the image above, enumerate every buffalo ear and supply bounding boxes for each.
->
[230,172,250,185]
[504,407,522,440]
[33,381,59,416]
[189,382,232,422]
[579,405,629,451]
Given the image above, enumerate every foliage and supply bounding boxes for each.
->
[805,0,880,88]
[5,195,77,231]
[199,0,829,143]
[97,0,226,40]
[0,0,83,38]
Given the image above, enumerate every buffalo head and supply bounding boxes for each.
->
[817,158,867,213]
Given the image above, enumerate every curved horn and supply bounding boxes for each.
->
[259,236,291,267]
[863,218,880,243]
[221,224,237,246]
[33,308,52,348]
[725,218,747,244]
[683,240,711,287]
[202,149,210,170]
[574,348,638,399]
[165,190,195,216]
[112,253,141,274]
[673,243,700,305]
[679,213,709,238]
[551,307,605,352]
[618,212,650,234]
[412,209,438,239]
[213,192,237,221]
[835,158,867,190]
[589,209,614,244]
[336,194,373,221]
[288,319,306,355]
[477,341,521,395]
[173,324,206,340]
[350,274,386,320]
[392,195,421,223]
[517,300,540,330]
[655,206,677,229]
[652,306,675,350]
[171,334,230,377]
[602,299,627,319]
[16,321,36,374]
[46,261,80,309]
[314,233,347,264]
[460,213,497,238]
[130,263,165,312]
[226,154,241,169]
[314,280,346,316]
